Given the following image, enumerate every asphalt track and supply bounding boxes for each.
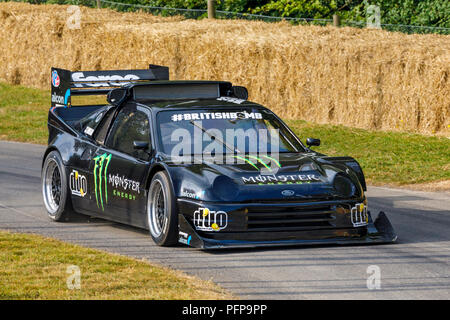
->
[0,140,449,299]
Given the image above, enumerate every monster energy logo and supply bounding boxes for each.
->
[233,155,281,171]
[241,173,321,185]
[93,153,112,211]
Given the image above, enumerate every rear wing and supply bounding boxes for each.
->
[51,65,169,108]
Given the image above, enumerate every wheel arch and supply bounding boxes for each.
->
[42,146,59,169]
[146,164,166,190]
[145,163,178,197]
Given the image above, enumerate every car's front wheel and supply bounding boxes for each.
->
[147,171,178,246]
[42,150,73,221]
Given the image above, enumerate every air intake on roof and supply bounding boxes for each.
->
[132,83,222,101]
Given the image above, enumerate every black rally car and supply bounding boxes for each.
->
[42,65,396,249]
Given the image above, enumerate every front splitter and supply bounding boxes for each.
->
[178,211,397,250]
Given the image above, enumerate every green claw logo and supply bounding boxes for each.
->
[93,153,112,211]
[233,155,281,172]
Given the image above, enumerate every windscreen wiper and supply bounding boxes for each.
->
[189,120,241,154]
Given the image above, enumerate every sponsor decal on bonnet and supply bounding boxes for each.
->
[241,174,321,185]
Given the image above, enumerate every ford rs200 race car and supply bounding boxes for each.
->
[42,65,397,249]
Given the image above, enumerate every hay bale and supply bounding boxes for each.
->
[0,2,448,135]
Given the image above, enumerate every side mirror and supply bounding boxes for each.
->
[107,88,128,106]
[306,138,321,148]
[133,141,149,150]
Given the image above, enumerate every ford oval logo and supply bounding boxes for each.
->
[281,190,295,196]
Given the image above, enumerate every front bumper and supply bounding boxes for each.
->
[177,198,397,249]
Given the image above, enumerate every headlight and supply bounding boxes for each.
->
[212,175,239,201]
[333,174,356,197]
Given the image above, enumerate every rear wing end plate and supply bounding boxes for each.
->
[50,64,169,108]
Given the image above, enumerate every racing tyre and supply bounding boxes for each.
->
[42,151,73,221]
[147,171,178,246]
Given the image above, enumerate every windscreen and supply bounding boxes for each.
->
[157,108,305,157]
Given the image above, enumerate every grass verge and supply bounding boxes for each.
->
[0,82,49,143]
[0,230,232,300]
[286,120,450,186]
[0,82,448,187]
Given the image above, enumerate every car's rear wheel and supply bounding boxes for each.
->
[42,151,73,221]
[147,171,178,246]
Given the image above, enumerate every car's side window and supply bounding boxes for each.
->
[94,107,116,145]
[105,105,151,160]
